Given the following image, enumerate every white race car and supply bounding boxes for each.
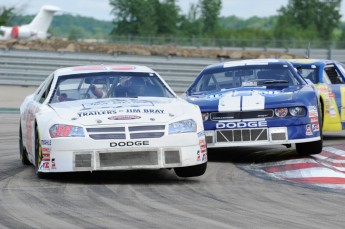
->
[19,65,207,178]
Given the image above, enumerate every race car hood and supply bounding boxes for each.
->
[49,97,188,126]
[186,86,304,112]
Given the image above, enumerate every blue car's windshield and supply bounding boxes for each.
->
[189,64,302,94]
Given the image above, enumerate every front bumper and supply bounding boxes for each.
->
[204,125,321,148]
[38,133,207,173]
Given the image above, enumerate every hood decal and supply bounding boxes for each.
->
[81,99,154,110]
[50,97,182,125]
[242,94,265,111]
[108,115,141,120]
[218,93,240,112]
[218,93,265,112]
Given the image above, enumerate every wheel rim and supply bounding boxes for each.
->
[36,128,42,168]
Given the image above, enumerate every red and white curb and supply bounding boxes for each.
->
[242,145,345,192]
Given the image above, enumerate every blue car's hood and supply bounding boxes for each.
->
[186,86,303,112]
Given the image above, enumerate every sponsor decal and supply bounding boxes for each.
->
[197,150,201,161]
[308,106,318,118]
[40,162,49,170]
[309,111,318,117]
[216,121,267,129]
[77,109,117,117]
[253,90,290,95]
[108,115,141,120]
[77,105,164,117]
[306,124,313,135]
[202,153,207,162]
[199,139,207,154]
[242,81,257,87]
[126,108,165,114]
[52,158,56,169]
[41,140,51,146]
[110,141,149,147]
[310,117,318,124]
[127,108,141,113]
[143,109,164,114]
[197,131,205,138]
[42,147,51,153]
[42,153,50,161]
[330,106,336,117]
[312,123,320,132]
[81,99,154,110]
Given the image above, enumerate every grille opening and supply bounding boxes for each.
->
[86,125,166,140]
[75,154,92,168]
[130,132,164,139]
[89,134,126,140]
[271,133,287,141]
[206,136,214,144]
[99,151,158,167]
[216,128,268,143]
[129,125,165,131]
[164,150,180,164]
[87,127,125,132]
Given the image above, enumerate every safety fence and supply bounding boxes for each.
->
[0,47,344,93]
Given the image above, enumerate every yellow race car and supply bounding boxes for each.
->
[290,59,345,132]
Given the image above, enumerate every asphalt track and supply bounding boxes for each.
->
[1,113,345,229]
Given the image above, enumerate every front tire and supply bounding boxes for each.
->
[296,102,323,155]
[174,162,207,178]
[19,123,31,165]
[296,140,323,155]
[35,126,46,178]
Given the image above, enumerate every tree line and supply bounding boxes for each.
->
[1,0,345,47]
[109,0,344,44]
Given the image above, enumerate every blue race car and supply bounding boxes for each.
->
[289,59,345,132]
[182,59,323,155]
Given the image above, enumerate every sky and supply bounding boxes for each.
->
[1,0,345,21]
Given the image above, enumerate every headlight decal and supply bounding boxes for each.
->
[275,108,288,117]
[49,124,85,138]
[289,107,306,116]
[169,119,197,134]
[274,107,306,117]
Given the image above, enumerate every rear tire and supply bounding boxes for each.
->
[19,123,31,165]
[174,162,207,178]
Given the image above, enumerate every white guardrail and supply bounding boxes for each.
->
[0,49,224,93]
[0,48,344,93]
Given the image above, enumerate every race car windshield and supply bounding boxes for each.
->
[189,64,302,94]
[50,72,175,103]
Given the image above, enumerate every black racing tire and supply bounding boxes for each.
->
[320,99,324,130]
[35,125,46,179]
[19,123,31,165]
[296,140,323,155]
[174,162,207,178]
